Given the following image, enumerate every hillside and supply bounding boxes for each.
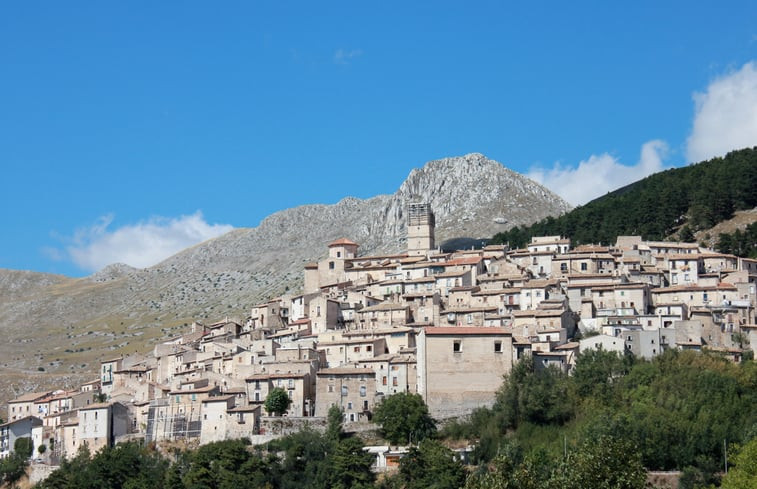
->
[0,153,570,405]
[491,146,757,250]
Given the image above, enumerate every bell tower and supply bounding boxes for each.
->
[407,203,435,256]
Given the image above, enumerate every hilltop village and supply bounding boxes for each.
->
[3,203,757,462]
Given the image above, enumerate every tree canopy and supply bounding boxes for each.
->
[373,392,436,445]
[264,387,292,416]
[490,147,757,254]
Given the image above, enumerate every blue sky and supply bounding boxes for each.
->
[1,1,756,276]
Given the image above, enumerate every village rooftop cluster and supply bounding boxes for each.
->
[3,203,756,464]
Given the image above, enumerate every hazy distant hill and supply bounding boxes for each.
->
[491,147,757,249]
[0,153,570,404]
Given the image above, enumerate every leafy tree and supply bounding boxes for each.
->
[329,436,375,489]
[38,442,169,489]
[399,439,466,489]
[373,392,436,445]
[678,224,695,242]
[464,451,551,489]
[270,428,332,489]
[495,357,572,428]
[14,437,34,458]
[551,434,646,489]
[720,437,757,489]
[571,348,631,404]
[264,387,292,416]
[180,439,269,489]
[327,404,344,441]
[0,452,29,486]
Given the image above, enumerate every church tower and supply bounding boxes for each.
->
[407,203,435,256]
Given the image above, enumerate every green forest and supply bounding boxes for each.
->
[490,147,757,254]
[11,350,755,489]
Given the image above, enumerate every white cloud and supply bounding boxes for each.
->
[686,61,757,163]
[59,212,234,272]
[333,48,363,65]
[528,140,669,206]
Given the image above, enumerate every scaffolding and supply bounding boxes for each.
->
[145,399,202,442]
[408,203,435,226]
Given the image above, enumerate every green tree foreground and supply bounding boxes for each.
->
[373,392,436,445]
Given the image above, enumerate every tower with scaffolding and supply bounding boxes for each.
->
[407,203,435,256]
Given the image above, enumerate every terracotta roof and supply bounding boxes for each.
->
[423,327,511,336]
[9,391,51,404]
[442,256,483,266]
[328,238,359,247]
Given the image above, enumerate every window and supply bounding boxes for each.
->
[329,261,335,270]
[392,377,398,386]
[360,386,366,397]
[336,251,341,258]
[467,314,473,324]
[382,376,387,385]
[580,263,587,271]
[494,341,502,353]
[354,346,361,352]
[341,385,348,396]
[560,263,567,272]
[191,394,196,401]
[453,341,461,353]
[366,345,372,352]
[328,385,334,393]
[347,402,353,410]
[288,379,294,388]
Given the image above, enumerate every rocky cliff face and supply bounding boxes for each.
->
[0,153,569,403]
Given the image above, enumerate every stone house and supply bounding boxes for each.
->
[416,327,513,418]
[315,367,377,422]
[7,392,51,423]
[78,402,130,454]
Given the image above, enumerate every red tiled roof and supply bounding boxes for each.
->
[423,327,511,336]
[328,238,359,247]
